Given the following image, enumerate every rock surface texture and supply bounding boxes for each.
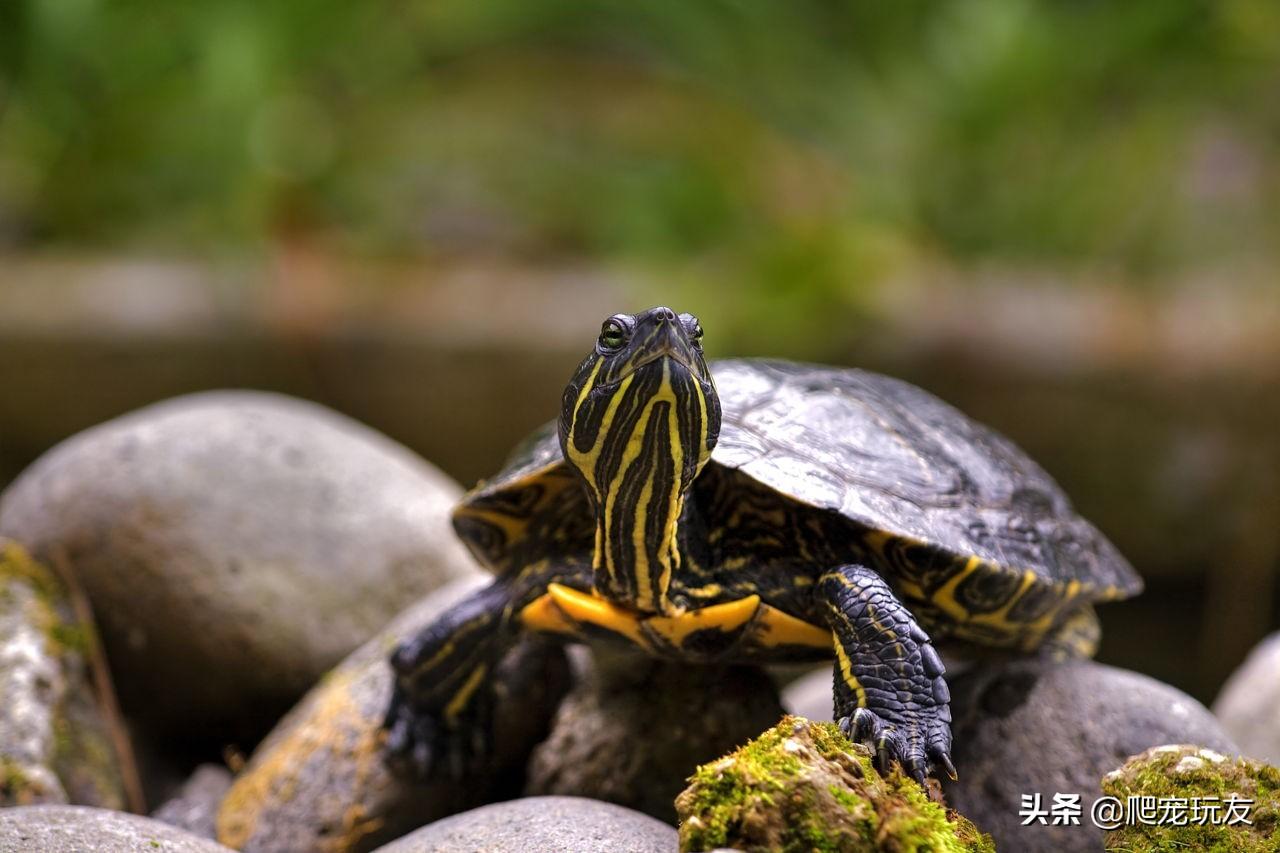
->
[0,540,127,809]
[1214,631,1280,765]
[368,796,677,853]
[0,805,235,853]
[215,577,570,853]
[526,649,787,822]
[152,764,233,840]
[0,391,476,734]
[1101,744,1278,852]
[675,716,993,853]
[941,658,1239,853]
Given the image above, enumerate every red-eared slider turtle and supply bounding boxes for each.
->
[385,306,1142,784]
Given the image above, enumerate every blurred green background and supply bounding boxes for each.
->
[1,0,1278,701]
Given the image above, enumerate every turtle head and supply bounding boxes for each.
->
[558,307,721,612]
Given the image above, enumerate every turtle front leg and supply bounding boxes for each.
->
[384,580,516,779]
[819,563,956,785]
[385,561,592,780]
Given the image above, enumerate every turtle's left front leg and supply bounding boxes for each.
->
[819,563,956,785]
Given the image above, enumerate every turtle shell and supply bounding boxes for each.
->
[452,358,1141,607]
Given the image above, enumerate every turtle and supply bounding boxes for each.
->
[384,305,1142,784]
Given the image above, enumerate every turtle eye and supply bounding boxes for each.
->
[679,313,703,348]
[598,320,627,351]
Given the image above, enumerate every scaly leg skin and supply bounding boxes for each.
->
[384,562,593,780]
[819,563,956,786]
[384,580,515,780]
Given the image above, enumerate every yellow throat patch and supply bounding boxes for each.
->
[519,583,832,658]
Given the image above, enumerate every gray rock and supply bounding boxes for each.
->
[369,796,676,853]
[779,666,832,722]
[0,391,477,733]
[525,649,786,823]
[216,577,570,853]
[0,805,234,852]
[1213,631,1280,764]
[941,659,1239,853]
[0,539,128,809]
[151,764,233,840]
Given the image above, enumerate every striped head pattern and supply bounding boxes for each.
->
[558,307,721,614]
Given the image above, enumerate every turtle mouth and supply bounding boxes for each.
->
[632,347,695,374]
[624,321,699,376]
[589,349,697,402]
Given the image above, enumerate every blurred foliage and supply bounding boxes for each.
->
[1,0,1279,341]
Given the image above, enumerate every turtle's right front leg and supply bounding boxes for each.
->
[384,563,590,780]
[819,563,955,785]
[385,580,515,779]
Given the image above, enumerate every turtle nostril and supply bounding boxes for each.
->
[655,307,675,323]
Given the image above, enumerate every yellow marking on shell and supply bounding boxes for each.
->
[451,505,530,540]
[833,635,867,708]
[945,568,1060,648]
[754,603,832,649]
[864,529,892,548]
[966,569,1036,630]
[544,583,652,649]
[443,664,487,723]
[645,595,760,647]
[898,579,926,601]
[930,556,981,621]
[518,593,579,637]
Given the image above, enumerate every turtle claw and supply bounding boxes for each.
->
[383,682,492,782]
[384,683,443,779]
[837,705,954,786]
[931,746,958,781]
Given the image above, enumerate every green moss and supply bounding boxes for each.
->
[676,715,993,853]
[0,758,31,794]
[0,540,90,658]
[0,757,57,806]
[0,541,65,604]
[1101,745,1280,852]
[829,783,863,812]
[48,621,94,656]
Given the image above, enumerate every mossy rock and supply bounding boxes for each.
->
[215,577,569,853]
[675,715,993,853]
[1101,744,1279,852]
[0,539,128,809]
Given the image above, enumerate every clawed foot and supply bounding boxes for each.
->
[383,681,493,781]
[838,705,955,787]
[834,627,956,786]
